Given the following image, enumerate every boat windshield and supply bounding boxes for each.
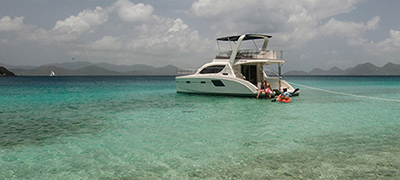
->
[199,65,226,74]
[217,38,265,57]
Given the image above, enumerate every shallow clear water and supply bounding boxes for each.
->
[1,76,400,179]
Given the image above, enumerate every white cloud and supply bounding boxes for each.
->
[113,0,155,23]
[121,17,211,66]
[168,19,188,33]
[189,0,363,48]
[191,0,247,18]
[53,6,109,35]
[300,0,360,20]
[21,6,110,43]
[190,0,360,22]
[127,18,206,53]
[73,14,210,66]
[376,29,400,51]
[0,16,26,31]
[319,16,380,46]
[84,35,123,51]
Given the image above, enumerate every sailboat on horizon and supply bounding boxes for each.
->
[49,71,56,76]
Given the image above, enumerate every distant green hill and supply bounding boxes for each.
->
[0,66,15,76]
[5,61,179,76]
[11,65,124,76]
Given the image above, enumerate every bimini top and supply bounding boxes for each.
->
[217,34,272,41]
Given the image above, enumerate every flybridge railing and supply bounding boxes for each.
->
[237,49,283,59]
[218,49,283,59]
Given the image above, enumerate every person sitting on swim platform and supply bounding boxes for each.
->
[256,80,266,98]
[265,82,272,99]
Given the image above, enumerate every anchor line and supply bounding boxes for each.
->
[289,81,400,103]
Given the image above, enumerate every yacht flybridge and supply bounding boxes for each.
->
[176,34,299,97]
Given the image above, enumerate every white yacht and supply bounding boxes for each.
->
[49,71,56,76]
[176,34,299,97]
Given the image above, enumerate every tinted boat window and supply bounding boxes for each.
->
[211,80,225,87]
[199,65,226,74]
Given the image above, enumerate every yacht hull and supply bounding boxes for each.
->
[176,75,258,96]
[176,76,299,96]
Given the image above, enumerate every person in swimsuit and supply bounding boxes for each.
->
[265,83,272,99]
[256,80,266,98]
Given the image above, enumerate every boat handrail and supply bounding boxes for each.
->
[237,49,283,59]
[218,49,283,59]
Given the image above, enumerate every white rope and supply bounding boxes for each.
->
[289,81,400,103]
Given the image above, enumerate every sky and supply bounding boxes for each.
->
[0,0,399,72]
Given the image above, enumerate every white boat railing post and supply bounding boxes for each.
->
[261,36,269,51]
[226,63,235,76]
[278,63,282,91]
[229,34,246,66]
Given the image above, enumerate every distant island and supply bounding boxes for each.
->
[0,66,15,76]
[0,61,179,76]
[1,61,400,76]
[284,62,400,76]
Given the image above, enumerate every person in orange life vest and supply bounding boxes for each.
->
[277,88,291,101]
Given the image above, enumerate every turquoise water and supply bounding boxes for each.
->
[1,76,400,179]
